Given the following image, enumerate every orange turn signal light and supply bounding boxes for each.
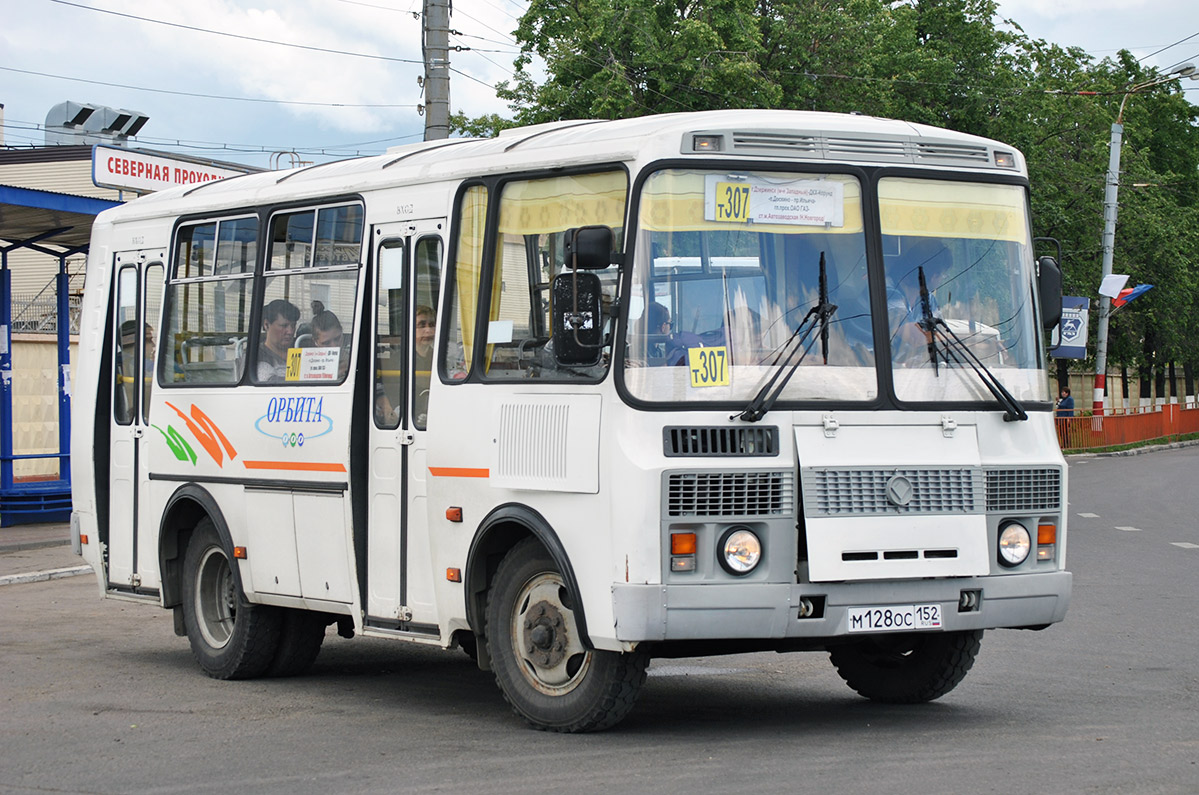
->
[446,507,463,523]
[233,546,248,560]
[671,532,697,555]
[1037,524,1057,545]
[446,568,462,583]
[79,534,89,545]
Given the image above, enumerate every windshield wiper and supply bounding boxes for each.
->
[914,268,1027,422]
[738,253,836,423]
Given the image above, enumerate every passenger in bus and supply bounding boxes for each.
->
[257,299,300,382]
[413,305,436,424]
[296,299,325,339]
[311,309,350,380]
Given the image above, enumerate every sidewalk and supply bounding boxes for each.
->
[0,522,91,584]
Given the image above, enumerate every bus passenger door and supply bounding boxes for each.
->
[107,251,165,592]
[366,222,443,631]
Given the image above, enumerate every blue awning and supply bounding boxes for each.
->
[0,184,121,253]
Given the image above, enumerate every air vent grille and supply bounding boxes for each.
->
[731,132,819,152]
[805,468,982,516]
[826,137,908,159]
[985,468,1062,512]
[915,142,991,163]
[664,426,779,457]
[666,470,794,517]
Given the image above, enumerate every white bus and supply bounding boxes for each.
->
[72,110,1070,732]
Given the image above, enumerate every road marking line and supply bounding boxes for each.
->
[1078,512,1100,518]
[0,565,92,587]
[1170,542,1199,549]
[1115,526,1142,532]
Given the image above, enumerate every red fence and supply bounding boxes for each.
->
[1056,404,1199,451]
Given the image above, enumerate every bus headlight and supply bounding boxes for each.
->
[998,521,1031,567]
[719,527,762,575]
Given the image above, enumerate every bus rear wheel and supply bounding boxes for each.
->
[267,609,327,677]
[486,538,648,732]
[829,629,983,704]
[182,518,281,680]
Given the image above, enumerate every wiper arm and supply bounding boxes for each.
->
[926,318,1028,422]
[917,266,940,374]
[738,254,836,423]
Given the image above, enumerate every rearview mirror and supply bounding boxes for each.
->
[564,226,614,270]
[1037,255,1063,331]
[552,271,603,366]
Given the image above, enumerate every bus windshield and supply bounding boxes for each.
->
[622,168,1047,407]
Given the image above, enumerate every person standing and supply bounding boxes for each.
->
[1056,386,1075,417]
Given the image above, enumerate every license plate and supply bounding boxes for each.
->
[847,604,942,633]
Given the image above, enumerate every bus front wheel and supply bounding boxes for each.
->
[486,538,648,732]
[829,629,983,704]
[181,518,281,679]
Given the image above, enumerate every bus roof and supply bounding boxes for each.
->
[97,110,1026,224]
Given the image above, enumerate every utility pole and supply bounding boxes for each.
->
[1092,63,1196,416]
[422,0,451,141]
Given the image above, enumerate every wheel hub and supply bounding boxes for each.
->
[522,600,567,669]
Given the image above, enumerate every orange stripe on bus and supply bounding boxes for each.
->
[429,467,490,478]
[242,461,348,473]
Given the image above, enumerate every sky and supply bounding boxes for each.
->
[1,0,1197,171]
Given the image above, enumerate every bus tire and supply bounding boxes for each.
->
[266,609,326,677]
[486,538,647,732]
[181,518,281,680]
[829,629,983,704]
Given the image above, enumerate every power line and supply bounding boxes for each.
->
[2,118,422,158]
[0,65,418,108]
[1138,31,1199,63]
[47,0,424,65]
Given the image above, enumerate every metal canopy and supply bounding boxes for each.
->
[0,183,120,525]
[0,184,120,253]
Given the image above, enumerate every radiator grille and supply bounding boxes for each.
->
[664,426,779,457]
[805,468,981,515]
[985,468,1062,512]
[666,470,794,517]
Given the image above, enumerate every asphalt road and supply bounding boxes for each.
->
[1,447,1196,794]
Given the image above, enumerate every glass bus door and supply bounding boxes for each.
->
[108,251,164,591]
[366,221,443,631]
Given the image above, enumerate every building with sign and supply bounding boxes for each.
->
[0,112,259,523]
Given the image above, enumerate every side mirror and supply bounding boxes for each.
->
[551,271,603,366]
[1037,255,1063,331]
[564,226,613,270]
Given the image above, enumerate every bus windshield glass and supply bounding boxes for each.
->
[881,177,1046,404]
[623,169,1047,407]
[624,168,875,404]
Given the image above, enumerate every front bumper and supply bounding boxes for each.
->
[612,570,1071,642]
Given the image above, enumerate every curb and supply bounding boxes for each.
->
[0,565,92,587]
[1066,437,1199,459]
[0,539,72,553]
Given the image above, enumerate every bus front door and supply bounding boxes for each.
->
[107,251,165,592]
[365,222,443,633]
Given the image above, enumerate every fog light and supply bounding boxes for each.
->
[719,527,761,575]
[998,522,1031,567]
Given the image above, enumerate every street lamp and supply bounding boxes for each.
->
[1091,62,1197,416]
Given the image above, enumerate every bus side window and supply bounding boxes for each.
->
[113,266,138,424]
[164,218,255,386]
[412,236,442,429]
[257,204,362,385]
[375,240,404,428]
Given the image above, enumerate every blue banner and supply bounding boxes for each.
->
[1051,296,1089,359]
